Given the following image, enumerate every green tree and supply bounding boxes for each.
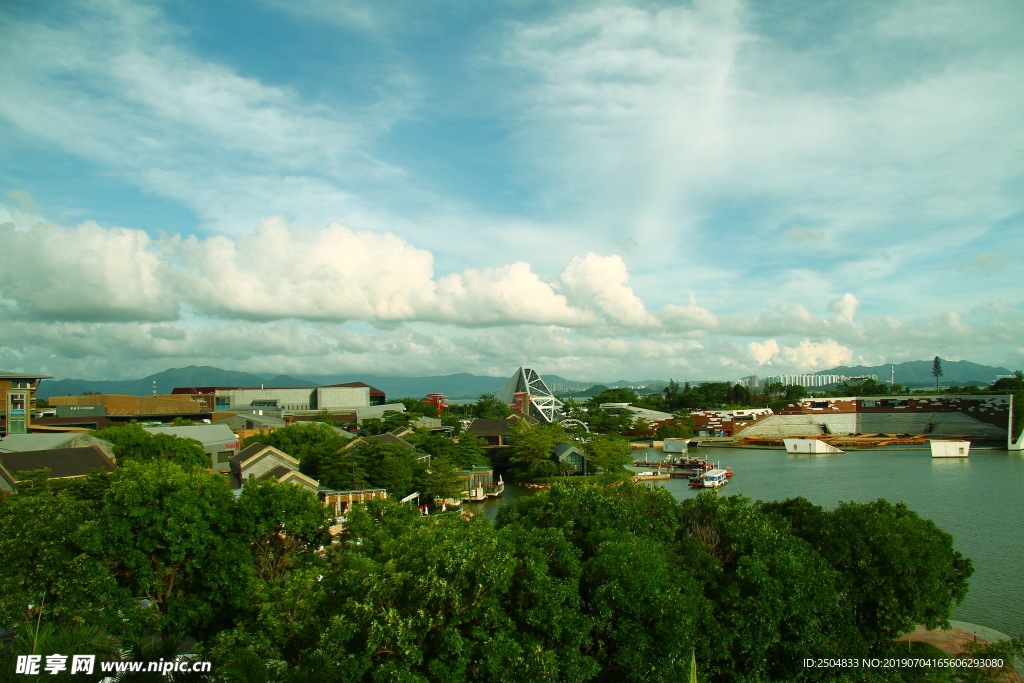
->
[630,416,651,435]
[655,420,693,440]
[932,356,943,392]
[235,479,332,583]
[679,493,853,682]
[632,391,668,412]
[783,384,808,401]
[419,455,464,501]
[507,420,567,482]
[475,393,513,419]
[761,496,972,653]
[239,421,349,480]
[582,434,633,474]
[663,379,681,410]
[381,409,414,432]
[407,430,489,468]
[0,490,131,635]
[93,459,251,638]
[586,387,640,407]
[315,509,597,682]
[584,406,633,434]
[359,417,383,436]
[90,424,208,469]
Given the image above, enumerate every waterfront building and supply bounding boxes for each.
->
[736,394,1012,442]
[689,408,774,437]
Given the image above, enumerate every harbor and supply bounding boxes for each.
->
[464,444,1024,639]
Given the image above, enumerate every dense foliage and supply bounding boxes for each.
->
[2,461,998,683]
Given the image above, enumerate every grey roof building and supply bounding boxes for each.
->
[0,433,116,462]
[143,424,240,472]
[0,446,116,494]
[213,412,288,431]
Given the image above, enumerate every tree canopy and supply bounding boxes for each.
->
[0,464,987,682]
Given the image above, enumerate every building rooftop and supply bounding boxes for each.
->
[0,371,53,381]
[143,424,238,444]
[0,433,83,452]
[0,445,115,479]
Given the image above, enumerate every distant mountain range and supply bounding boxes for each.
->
[819,360,1012,386]
[35,359,1015,400]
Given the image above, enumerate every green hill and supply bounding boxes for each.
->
[820,360,1012,385]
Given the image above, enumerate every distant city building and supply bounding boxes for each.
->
[172,382,386,412]
[761,374,877,388]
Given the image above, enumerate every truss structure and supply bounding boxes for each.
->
[496,367,564,423]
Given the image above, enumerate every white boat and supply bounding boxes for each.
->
[930,440,970,458]
[702,469,729,487]
[784,438,843,454]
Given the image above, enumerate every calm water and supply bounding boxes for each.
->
[464,446,1024,636]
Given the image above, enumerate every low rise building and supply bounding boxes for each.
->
[143,424,240,473]
[0,445,116,495]
[171,382,386,412]
[0,433,116,461]
[1,370,53,436]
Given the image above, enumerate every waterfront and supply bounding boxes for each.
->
[464,446,1024,637]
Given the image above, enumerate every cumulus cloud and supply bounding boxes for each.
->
[748,338,853,369]
[557,253,657,326]
[0,219,178,322]
[748,339,780,365]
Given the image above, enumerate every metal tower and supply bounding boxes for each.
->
[495,367,564,423]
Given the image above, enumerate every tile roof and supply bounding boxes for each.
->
[257,465,293,482]
[231,442,269,465]
[0,433,81,452]
[0,446,115,479]
[369,433,414,449]
[143,424,237,445]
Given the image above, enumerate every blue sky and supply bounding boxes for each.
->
[1,0,1022,382]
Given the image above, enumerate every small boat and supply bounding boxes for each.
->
[688,476,705,488]
[701,469,729,488]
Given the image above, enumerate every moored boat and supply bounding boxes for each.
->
[701,469,729,488]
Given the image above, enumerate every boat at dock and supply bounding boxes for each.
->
[701,469,729,487]
[930,440,971,458]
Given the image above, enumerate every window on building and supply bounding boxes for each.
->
[217,451,232,463]
[812,402,829,409]
[862,400,876,408]
[251,400,278,407]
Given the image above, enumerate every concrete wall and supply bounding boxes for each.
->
[228,388,314,410]
[316,386,371,409]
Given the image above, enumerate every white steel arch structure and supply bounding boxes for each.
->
[496,367,564,423]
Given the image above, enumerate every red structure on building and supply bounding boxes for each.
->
[424,393,449,418]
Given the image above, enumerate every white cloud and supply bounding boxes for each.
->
[748,339,779,365]
[0,217,178,322]
[747,338,853,370]
[557,253,657,326]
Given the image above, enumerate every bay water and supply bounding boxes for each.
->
[463,446,1024,637]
